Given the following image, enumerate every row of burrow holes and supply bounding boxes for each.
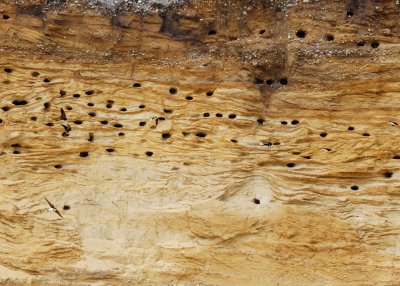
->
[0,70,393,193]
[253,29,379,85]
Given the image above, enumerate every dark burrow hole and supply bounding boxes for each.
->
[266,79,274,85]
[12,100,28,105]
[118,132,125,137]
[356,40,365,47]
[133,83,141,88]
[63,205,70,210]
[159,117,165,121]
[43,78,50,83]
[208,30,216,35]
[281,121,288,125]
[203,112,210,117]
[3,15,9,20]
[287,163,296,168]
[169,88,177,94]
[253,77,264,85]
[326,34,334,41]
[85,90,94,95]
[146,151,153,157]
[54,164,62,169]
[393,155,400,159]
[185,96,193,100]
[259,29,265,34]
[66,106,73,110]
[44,102,51,110]
[371,41,380,48]
[88,112,96,117]
[296,29,306,38]
[320,132,327,137]
[113,123,123,128]
[362,133,370,137]
[216,113,223,117]
[73,94,80,98]
[31,71,40,77]
[74,120,83,125]
[13,150,20,154]
[4,68,12,73]
[231,139,237,143]
[162,133,171,139]
[384,171,393,178]
[182,132,189,137]
[351,185,359,190]
[11,144,20,148]
[164,109,173,114]
[302,156,311,159]
[100,120,108,125]
[206,91,213,96]
[46,123,54,127]
[139,121,146,126]
[120,108,127,112]
[273,142,280,145]
[139,104,145,109]
[30,116,37,121]
[2,106,10,112]
[347,10,354,17]
[0,118,2,123]
[291,120,299,125]
[279,78,288,85]
[263,142,272,146]
[348,126,355,130]
[228,114,236,119]
[106,148,114,153]
[87,102,94,107]
[196,132,207,138]
[253,198,260,205]
[79,151,89,157]
[106,103,113,108]
[60,90,66,97]
[257,118,265,124]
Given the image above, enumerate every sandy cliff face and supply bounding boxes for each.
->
[1,0,400,285]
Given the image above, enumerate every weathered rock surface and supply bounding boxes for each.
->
[1,0,400,285]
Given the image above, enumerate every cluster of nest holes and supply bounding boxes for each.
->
[295,28,380,48]
[280,120,299,125]
[2,71,393,188]
[254,77,288,86]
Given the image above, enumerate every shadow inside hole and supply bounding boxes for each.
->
[12,100,28,105]
[253,198,260,204]
[162,133,171,139]
[296,29,306,38]
[195,132,206,138]
[79,151,89,157]
[384,171,393,178]
[63,205,70,210]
